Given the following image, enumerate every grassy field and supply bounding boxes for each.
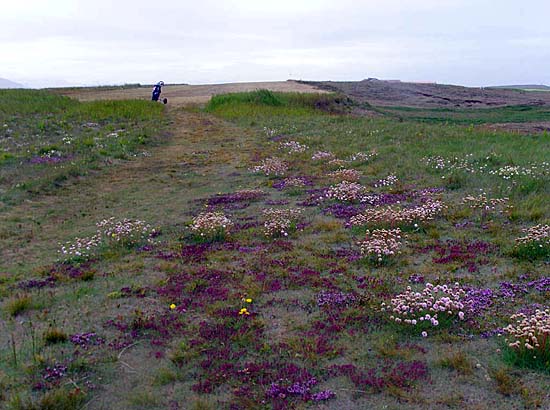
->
[0,89,549,409]
[377,104,550,125]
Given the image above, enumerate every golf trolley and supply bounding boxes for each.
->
[152,81,167,104]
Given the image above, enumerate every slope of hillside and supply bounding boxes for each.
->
[305,79,550,108]
[490,84,550,91]
[0,77,25,88]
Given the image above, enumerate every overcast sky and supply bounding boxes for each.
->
[2,0,550,88]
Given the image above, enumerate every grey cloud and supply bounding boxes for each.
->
[2,0,550,87]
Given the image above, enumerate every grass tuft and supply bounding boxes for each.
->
[437,351,474,375]
[43,327,68,345]
[491,367,520,396]
[5,294,34,317]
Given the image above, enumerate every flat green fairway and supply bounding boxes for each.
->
[378,104,550,124]
[1,90,549,409]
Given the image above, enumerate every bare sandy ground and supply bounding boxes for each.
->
[480,121,550,134]
[57,81,327,105]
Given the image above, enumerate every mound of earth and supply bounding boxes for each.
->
[303,79,550,108]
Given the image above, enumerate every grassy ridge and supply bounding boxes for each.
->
[205,89,351,121]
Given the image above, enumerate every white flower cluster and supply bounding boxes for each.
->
[190,212,234,238]
[327,168,362,182]
[40,149,62,159]
[350,200,445,227]
[250,157,289,176]
[97,217,154,245]
[325,181,367,202]
[347,150,378,163]
[263,208,303,237]
[425,155,550,180]
[374,174,398,188]
[357,228,405,262]
[424,154,480,174]
[382,283,466,333]
[263,127,278,138]
[312,151,336,161]
[59,217,155,258]
[327,158,348,167]
[59,234,102,258]
[279,140,309,154]
[62,136,73,145]
[505,309,550,352]
[488,163,550,180]
[515,224,550,247]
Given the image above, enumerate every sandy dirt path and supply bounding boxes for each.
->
[0,104,265,277]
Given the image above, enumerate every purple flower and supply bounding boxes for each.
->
[311,390,335,401]
[42,364,68,382]
[464,287,494,316]
[408,274,425,284]
[317,291,356,308]
[18,276,57,289]
[322,203,365,219]
[70,332,105,348]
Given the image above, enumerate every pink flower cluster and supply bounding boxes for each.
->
[350,200,445,227]
[190,212,234,238]
[280,177,308,188]
[263,208,303,237]
[357,228,404,262]
[462,193,509,212]
[327,168,362,182]
[325,181,367,202]
[504,309,550,352]
[382,283,466,334]
[250,157,289,176]
[515,224,550,247]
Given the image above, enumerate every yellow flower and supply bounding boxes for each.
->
[245,298,252,303]
[169,303,176,310]
[239,308,250,315]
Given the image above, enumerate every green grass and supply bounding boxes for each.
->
[5,294,34,317]
[0,90,74,116]
[378,104,550,124]
[205,89,350,121]
[0,90,167,205]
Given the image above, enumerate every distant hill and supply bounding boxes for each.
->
[304,79,550,108]
[490,84,550,91]
[0,78,25,89]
